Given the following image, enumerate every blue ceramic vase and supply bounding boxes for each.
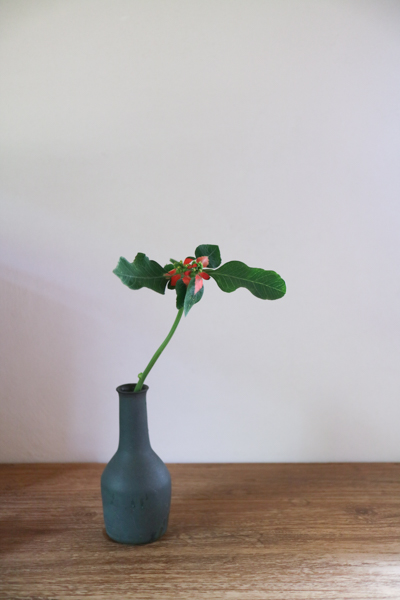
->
[101,384,171,544]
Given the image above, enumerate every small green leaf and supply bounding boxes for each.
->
[183,277,204,316]
[207,261,286,300]
[164,263,174,272]
[195,244,221,268]
[113,253,168,295]
[175,278,187,309]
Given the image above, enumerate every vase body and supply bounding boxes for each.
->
[101,384,171,544]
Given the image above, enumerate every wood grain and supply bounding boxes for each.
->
[1,463,400,599]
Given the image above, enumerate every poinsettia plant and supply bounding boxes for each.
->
[114,244,286,392]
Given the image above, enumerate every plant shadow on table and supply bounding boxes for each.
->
[0,515,71,555]
[0,464,83,554]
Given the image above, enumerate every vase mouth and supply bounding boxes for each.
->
[116,383,149,395]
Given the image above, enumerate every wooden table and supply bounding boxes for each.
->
[1,464,400,599]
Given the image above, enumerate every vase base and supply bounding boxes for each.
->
[104,525,168,545]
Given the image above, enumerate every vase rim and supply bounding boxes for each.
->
[116,383,149,395]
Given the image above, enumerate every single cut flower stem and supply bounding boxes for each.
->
[134,307,184,393]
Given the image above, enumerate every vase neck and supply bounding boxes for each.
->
[117,385,151,452]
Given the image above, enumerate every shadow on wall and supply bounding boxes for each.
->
[0,263,100,462]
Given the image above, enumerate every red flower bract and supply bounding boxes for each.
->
[196,256,209,267]
[170,274,181,286]
[194,274,204,294]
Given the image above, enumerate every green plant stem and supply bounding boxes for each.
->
[134,308,184,392]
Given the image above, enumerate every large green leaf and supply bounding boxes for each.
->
[195,244,221,268]
[175,278,187,309]
[207,261,286,300]
[183,277,204,315]
[113,253,168,295]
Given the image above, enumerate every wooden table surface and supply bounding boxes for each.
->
[1,463,400,599]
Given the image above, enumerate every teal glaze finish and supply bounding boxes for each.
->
[101,384,171,544]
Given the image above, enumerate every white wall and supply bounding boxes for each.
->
[1,0,400,463]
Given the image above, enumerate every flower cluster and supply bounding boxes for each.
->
[166,256,210,293]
